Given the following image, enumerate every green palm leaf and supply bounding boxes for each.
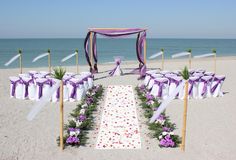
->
[180,66,189,80]
[53,67,66,80]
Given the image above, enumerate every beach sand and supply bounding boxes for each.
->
[0,57,236,160]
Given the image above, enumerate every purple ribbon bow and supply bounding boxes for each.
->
[188,78,199,95]
[109,58,121,76]
[211,76,226,93]
[154,79,169,97]
[70,80,84,99]
[22,78,34,97]
[199,77,212,96]
[10,79,23,97]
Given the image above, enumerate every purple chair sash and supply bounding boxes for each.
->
[22,78,34,97]
[188,77,199,95]
[70,80,84,98]
[109,58,121,76]
[199,77,213,96]
[36,79,51,99]
[154,79,169,97]
[10,79,23,97]
[211,76,226,93]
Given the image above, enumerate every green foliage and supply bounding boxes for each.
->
[180,66,189,80]
[47,49,51,53]
[161,48,164,52]
[187,49,192,53]
[18,49,22,54]
[53,67,66,80]
[212,48,216,53]
[75,49,79,53]
[57,85,104,148]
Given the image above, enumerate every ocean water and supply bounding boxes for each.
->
[0,38,236,69]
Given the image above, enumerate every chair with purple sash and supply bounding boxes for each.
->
[143,70,159,86]
[198,76,213,99]
[147,73,163,90]
[35,78,49,101]
[65,72,76,77]
[188,76,200,99]
[21,77,34,100]
[80,72,93,89]
[167,76,183,97]
[150,78,169,99]
[68,78,85,102]
[9,76,22,98]
[211,75,226,97]
[28,71,38,78]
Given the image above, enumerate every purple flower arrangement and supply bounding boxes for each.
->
[58,85,104,147]
[136,84,181,148]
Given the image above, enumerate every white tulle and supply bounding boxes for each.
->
[149,51,163,59]
[5,54,20,66]
[172,52,191,58]
[32,53,48,62]
[149,80,186,123]
[61,52,77,62]
[27,79,60,121]
[194,53,215,58]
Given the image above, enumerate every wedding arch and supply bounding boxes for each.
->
[84,28,147,76]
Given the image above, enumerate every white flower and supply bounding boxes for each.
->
[159,135,163,140]
[70,131,76,136]
[76,121,82,127]
[75,130,80,136]
[162,131,167,136]
[81,104,88,109]
[80,109,86,114]
[170,132,174,135]
[155,119,165,125]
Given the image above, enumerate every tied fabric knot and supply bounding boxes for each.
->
[22,78,34,97]
[109,58,122,76]
[154,79,169,97]
[200,77,212,96]
[188,78,199,95]
[10,79,23,97]
[70,80,84,99]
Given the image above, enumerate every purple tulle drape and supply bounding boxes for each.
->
[84,28,146,75]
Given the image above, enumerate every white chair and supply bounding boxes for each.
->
[28,71,38,78]
[150,78,169,99]
[188,76,200,99]
[35,78,49,100]
[80,72,93,89]
[39,71,50,77]
[198,76,213,99]
[21,77,34,100]
[147,74,163,89]
[167,76,183,97]
[68,78,85,102]
[211,75,226,97]
[9,76,22,98]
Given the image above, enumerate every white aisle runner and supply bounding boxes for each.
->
[96,85,141,149]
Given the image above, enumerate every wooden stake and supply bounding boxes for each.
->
[89,32,93,67]
[161,49,164,70]
[19,49,22,74]
[189,52,192,69]
[48,49,51,73]
[76,49,79,74]
[214,53,216,73]
[181,80,189,151]
[144,39,147,65]
[59,80,64,150]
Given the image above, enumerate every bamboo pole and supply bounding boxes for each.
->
[59,80,64,150]
[189,52,192,69]
[89,32,93,67]
[19,49,22,74]
[144,39,147,65]
[75,49,79,74]
[181,80,189,151]
[48,49,51,73]
[212,49,216,73]
[161,48,164,70]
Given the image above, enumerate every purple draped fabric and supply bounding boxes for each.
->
[188,78,199,95]
[10,79,22,97]
[199,77,212,96]
[22,78,34,98]
[211,76,225,93]
[70,80,84,99]
[154,79,169,97]
[84,28,146,75]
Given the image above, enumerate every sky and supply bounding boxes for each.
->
[0,0,235,38]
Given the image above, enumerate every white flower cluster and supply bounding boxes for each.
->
[155,119,165,125]
[71,117,83,127]
[158,131,174,140]
[69,129,80,137]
